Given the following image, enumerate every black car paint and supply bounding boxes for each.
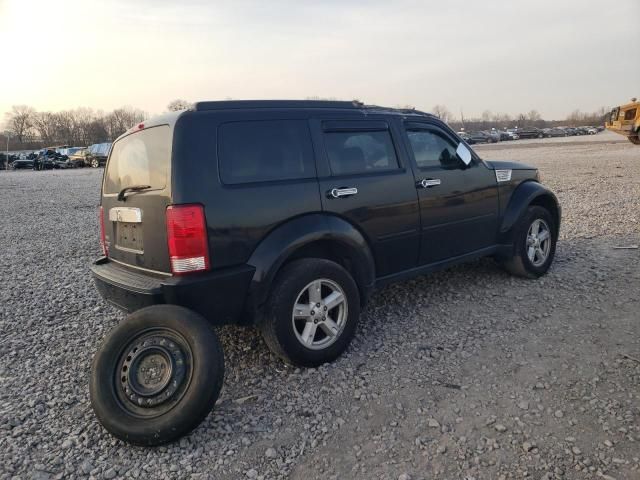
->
[515,128,543,139]
[92,102,561,325]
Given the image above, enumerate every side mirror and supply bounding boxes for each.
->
[456,142,472,166]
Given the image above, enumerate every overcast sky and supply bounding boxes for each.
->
[1,0,638,121]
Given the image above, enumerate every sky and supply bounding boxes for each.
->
[1,0,638,122]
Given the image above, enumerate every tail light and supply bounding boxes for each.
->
[166,204,210,275]
[99,206,108,256]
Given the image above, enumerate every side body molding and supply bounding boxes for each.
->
[246,214,376,311]
[499,181,561,241]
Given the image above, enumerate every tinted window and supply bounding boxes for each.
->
[407,129,460,169]
[624,108,637,120]
[104,126,170,194]
[324,131,398,175]
[218,120,314,184]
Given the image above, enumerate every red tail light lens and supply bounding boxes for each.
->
[166,204,210,275]
[99,206,108,256]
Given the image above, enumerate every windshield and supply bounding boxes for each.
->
[104,126,170,194]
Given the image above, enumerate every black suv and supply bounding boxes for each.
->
[515,127,544,139]
[90,100,560,446]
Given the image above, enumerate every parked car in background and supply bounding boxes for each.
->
[53,154,72,169]
[493,130,512,141]
[586,127,598,135]
[68,148,89,167]
[467,131,494,143]
[457,131,476,144]
[515,127,543,139]
[10,157,35,169]
[543,128,567,138]
[506,129,520,140]
[86,143,112,167]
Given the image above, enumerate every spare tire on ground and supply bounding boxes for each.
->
[90,305,224,446]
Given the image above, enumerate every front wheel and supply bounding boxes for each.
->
[501,206,557,278]
[91,159,99,168]
[260,259,360,367]
[90,305,224,446]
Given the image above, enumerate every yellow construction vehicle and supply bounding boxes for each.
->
[606,98,640,145]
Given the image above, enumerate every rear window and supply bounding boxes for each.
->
[104,126,170,194]
[218,120,315,184]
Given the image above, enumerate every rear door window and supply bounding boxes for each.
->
[218,120,315,184]
[104,126,170,194]
[322,125,398,176]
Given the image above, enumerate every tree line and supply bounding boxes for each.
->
[431,104,610,132]
[2,100,611,151]
[1,105,147,150]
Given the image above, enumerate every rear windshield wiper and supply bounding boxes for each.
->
[117,185,151,202]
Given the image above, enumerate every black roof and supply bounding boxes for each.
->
[193,100,434,118]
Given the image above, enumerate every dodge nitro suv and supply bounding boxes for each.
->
[89,100,561,446]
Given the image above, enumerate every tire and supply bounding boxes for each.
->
[537,133,543,139]
[91,159,99,168]
[260,258,360,368]
[90,305,224,446]
[501,205,557,278]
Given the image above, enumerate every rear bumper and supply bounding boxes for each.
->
[91,257,255,325]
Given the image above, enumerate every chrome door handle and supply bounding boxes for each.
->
[328,187,358,198]
[417,178,441,189]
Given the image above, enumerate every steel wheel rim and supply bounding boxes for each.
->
[526,218,551,267]
[115,328,191,417]
[291,278,348,350]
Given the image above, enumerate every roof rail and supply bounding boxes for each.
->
[194,100,365,111]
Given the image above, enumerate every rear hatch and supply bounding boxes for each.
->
[101,125,172,274]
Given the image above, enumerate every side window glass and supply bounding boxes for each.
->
[218,120,315,184]
[624,108,636,121]
[407,130,460,169]
[324,130,398,176]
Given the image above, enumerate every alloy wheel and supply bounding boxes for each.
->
[526,219,551,267]
[291,279,348,350]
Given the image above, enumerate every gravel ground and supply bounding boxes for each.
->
[1,132,639,480]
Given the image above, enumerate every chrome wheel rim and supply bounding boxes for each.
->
[291,279,348,350]
[526,219,551,267]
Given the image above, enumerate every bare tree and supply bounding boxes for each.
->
[5,105,35,143]
[432,104,452,122]
[167,99,192,112]
[105,107,146,140]
[32,112,57,145]
[527,110,542,122]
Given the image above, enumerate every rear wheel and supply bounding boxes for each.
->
[501,205,557,278]
[90,305,224,446]
[260,259,360,367]
[91,158,99,168]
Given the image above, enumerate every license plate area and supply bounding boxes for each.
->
[116,222,144,253]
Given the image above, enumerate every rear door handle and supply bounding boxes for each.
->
[328,187,358,198]
[417,178,441,189]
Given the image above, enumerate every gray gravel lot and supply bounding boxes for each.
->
[1,132,639,480]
